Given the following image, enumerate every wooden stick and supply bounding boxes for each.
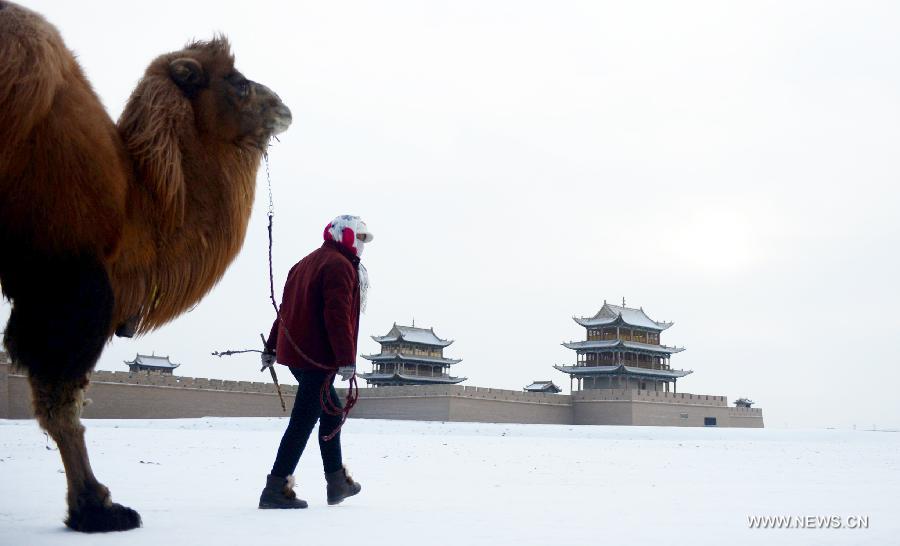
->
[260,333,286,412]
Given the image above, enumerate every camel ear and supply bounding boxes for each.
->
[169,58,206,92]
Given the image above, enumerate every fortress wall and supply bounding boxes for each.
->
[6,370,33,419]
[0,364,764,428]
[447,397,572,424]
[629,400,731,427]
[727,407,765,428]
[575,389,728,407]
[81,382,296,419]
[1,368,297,419]
[335,385,453,421]
[572,398,635,426]
[347,394,452,421]
[89,370,298,396]
[336,386,573,424]
[448,387,573,424]
[0,360,10,419]
[573,389,754,427]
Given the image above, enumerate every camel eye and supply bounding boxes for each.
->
[236,80,251,99]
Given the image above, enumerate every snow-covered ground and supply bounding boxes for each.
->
[1,418,896,546]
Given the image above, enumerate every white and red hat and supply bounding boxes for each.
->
[323,215,374,258]
[324,215,372,311]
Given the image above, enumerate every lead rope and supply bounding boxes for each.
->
[263,153,358,441]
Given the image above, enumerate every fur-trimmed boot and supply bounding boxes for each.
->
[325,466,362,505]
[258,474,308,509]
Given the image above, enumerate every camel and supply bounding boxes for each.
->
[0,2,292,532]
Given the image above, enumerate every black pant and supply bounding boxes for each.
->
[271,369,344,478]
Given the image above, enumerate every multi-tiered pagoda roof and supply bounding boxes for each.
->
[361,324,465,386]
[555,302,692,392]
[125,354,180,374]
[371,325,454,347]
[573,303,674,330]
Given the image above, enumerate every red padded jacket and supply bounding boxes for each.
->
[265,240,360,370]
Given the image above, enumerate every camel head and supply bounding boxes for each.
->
[166,37,292,151]
[118,36,292,231]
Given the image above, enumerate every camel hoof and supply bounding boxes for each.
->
[65,501,142,533]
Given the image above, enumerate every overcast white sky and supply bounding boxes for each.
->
[4,0,900,429]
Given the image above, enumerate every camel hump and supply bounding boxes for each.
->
[0,2,75,148]
[0,1,127,264]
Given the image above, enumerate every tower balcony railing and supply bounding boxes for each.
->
[573,361,671,371]
[370,369,454,379]
[378,349,444,359]
[585,334,661,344]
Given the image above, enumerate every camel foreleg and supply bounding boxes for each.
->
[3,252,142,532]
[29,375,142,532]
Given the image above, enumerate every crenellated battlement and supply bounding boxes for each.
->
[574,389,728,407]
[728,406,764,417]
[88,369,299,395]
[339,384,572,406]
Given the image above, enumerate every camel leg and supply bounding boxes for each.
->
[29,375,141,532]
[3,253,140,532]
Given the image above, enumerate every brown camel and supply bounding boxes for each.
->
[0,2,292,532]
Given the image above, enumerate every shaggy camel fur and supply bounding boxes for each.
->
[0,2,291,532]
